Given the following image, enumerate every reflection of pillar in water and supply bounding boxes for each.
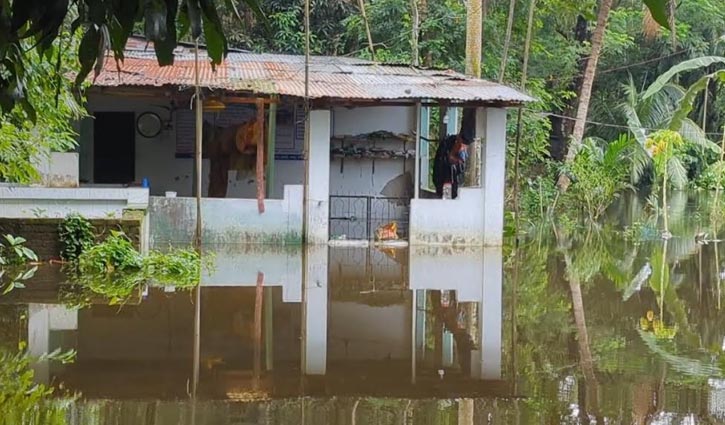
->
[471,247,502,380]
[302,245,328,375]
[458,398,474,425]
[414,289,426,360]
[709,379,725,422]
[28,304,78,385]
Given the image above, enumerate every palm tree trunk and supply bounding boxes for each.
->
[357,0,375,60]
[557,0,614,191]
[465,0,483,77]
[464,0,485,187]
[498,0,517,83]
[668,0,676,49]
[411,0,419,66]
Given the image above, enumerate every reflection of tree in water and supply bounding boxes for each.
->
[506,203,725,423]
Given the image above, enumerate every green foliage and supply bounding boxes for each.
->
[0,1,265,116]
[0,34,85,184]
[642,56,725,100]
[642,0,671,29]
[0,235,38,266]
[77,231,142,275]
[696,160,725,190]
[0,234,38,296]
[70,232,205,305]
[142,248,206,288]
[0,344,75,425]
[58,214,95,262]
[521,175,558,221]
[566,136,634,220]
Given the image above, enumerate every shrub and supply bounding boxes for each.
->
[58,214,95,262]
[567,136,633,221]
[77,231,142,275]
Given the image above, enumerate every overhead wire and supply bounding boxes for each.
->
[536,110,725,138]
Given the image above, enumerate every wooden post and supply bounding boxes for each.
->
[266,99,278,198]
[256,98,266,213]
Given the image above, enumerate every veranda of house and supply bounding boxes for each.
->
[0,37,531,250]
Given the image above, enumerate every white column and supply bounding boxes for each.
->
[481,108,507,246]
[302,245,328,375]
[305,110,332,244]
[473,246,503,380]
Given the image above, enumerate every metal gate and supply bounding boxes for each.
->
[329,195,410,240]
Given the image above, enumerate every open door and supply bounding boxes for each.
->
[93,112,135,184]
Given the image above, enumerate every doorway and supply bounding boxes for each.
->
[93,112,135,184]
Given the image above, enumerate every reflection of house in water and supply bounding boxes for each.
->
[22,245,505,398]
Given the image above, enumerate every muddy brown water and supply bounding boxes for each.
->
[3,191,725,424]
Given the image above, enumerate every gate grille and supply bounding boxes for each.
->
[329,195,410,240]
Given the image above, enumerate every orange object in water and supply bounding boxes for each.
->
[376,222,399,241]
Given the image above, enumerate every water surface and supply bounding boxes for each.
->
[3,191,725,424]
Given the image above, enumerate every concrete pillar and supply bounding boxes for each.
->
[302,245,328,375]
[419,106,431,190]
[481,108,507,246]
[472,247,503,380]
[305,110,331,244]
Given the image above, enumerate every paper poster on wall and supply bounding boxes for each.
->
[175,103,304,160]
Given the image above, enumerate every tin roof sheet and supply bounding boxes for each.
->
[93,38,534,105]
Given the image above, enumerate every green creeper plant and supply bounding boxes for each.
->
[58,214,95,262]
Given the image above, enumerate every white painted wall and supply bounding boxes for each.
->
[83,94,197,196]
[148,185,303,246]
[409,187,485,246]
[0,186,149,219]
[83,94,305,199]
[33,153,79,187]
[332,106,415,135]
[330,106,416,197]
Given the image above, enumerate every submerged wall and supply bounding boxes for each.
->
[0,217,144,260]
[148,185,303,246]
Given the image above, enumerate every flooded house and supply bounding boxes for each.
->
[17,245,504,398]
[0,37,531,250]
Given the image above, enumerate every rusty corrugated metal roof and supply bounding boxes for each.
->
[93,38,534,105]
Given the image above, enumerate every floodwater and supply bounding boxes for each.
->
[3,191,725,424]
